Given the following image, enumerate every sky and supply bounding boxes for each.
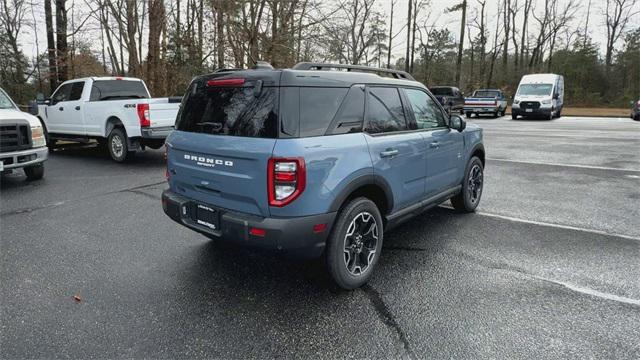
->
[17,0,636,66]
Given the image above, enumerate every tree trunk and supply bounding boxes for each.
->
[55,0,68,83]
[125,0,140,76]
[455,0,466,87]
[44,0,58,91]
[147,0,165,96]
[386,0,394,68]
[404,0,412,72]
[215,1,224,68]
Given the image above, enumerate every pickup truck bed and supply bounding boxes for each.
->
[35,77,180,162]
[464,89,508,118]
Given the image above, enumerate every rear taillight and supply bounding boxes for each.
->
[268,157,306,207]
[137,103,150,127]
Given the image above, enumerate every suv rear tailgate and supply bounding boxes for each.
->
[168,132,275,217]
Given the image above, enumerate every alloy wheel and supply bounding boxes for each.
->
[343,212,379,276]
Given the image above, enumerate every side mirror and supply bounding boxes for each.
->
[553,93,559,100]
[450,114,466,132]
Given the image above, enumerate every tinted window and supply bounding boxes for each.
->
[404,88,447,129]
[300,88,348,137]
[69,82,85,100]
[51,83,72,104]
[473,90,500,98]
[327,85,364,135]
[430,87,453,96]
[366,87,407,134]
[90,80,149,101]
[176,80,278,138]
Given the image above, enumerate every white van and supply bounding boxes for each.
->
[511,73,564,120]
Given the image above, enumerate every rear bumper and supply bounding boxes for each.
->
[162,189,336,258]
[141,126,174,139]
[464,106,500,113]
[0,146,48,171]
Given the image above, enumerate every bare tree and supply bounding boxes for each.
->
[44,0,57,90]
[55,0,68,82]
[604,0,639,70]
[0,0,28,84]
[447,0,467,87]
[147,0,165,96]
[386,0,395,68]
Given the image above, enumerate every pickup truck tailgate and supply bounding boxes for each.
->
[149,102,180,128]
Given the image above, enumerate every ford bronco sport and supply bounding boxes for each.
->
[162,63,485,289]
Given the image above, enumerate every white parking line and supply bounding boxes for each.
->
[533,275,640,307]
[486,158,640,173]
[439,204,640,242]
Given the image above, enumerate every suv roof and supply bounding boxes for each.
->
[193,62,424,89]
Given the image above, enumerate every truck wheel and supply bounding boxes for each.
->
[451,156,483,213]
[108,128,135,162]
[459,108,465,115]
[511,113,517,120]
[465,112,472,118]
[326,197,383,290]
[24,163,44,181]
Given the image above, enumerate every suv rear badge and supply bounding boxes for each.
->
[183,154,233,168]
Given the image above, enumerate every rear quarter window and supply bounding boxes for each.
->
[176,80,278,138]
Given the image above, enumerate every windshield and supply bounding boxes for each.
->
[430,87,454,96]
[0,89,17,109]
[517,84,553,96]
[474,90,500,98]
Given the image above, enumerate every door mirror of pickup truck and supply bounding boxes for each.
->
[450,114,466,132]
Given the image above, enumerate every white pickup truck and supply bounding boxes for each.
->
[34,77,180,162]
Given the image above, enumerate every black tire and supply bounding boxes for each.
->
[326,197,384,290]
[107,127,135,162]
[492,111,498,118]
[451,156,484,212]
[24,163,44,181]
[634,113,640,121]
[40,120,56,150]
[459,108,465,115]
[511,113,517,120]
[466,112,472,118]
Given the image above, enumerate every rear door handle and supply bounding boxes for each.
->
[380,149,399,158]
[429,142,440,148]
[58,107,64,111]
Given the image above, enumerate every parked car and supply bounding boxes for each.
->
[161,62,485,290]
[631,98,640,121]
[429,86,465,115]
[512,73,564,120]
[33,77,180,162]
[464,89,508,118]
[0,87,48,180]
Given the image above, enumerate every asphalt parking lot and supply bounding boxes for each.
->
[1,116,639,359]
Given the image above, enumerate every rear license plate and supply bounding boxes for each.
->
[195,204,219,230]
[525,109,533,112]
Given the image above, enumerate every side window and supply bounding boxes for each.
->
[51,84,72,104]
[327,85,364,135]
[299,87,348,137]
[69,82,85,101]
[404,88,447,129]
[365,87,407,134]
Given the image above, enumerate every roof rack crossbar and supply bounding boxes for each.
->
[292,62,415,81]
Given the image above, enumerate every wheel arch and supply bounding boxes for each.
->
[104,116,124,137]
[470,143,485,166]
[329,175,393,217]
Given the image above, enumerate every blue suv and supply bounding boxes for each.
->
[162,63,485,289]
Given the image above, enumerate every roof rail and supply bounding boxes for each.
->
[292,62,415,81]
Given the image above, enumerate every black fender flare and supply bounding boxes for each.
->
[469,143,485,165]
[328,174,394,214]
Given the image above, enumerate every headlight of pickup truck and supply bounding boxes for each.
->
[513,100,520,104]
[541,99,552,105]
[31,125,46,148]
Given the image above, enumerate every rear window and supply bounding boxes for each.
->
[176,80,278,138]
[473,90,500,98]
[430,87,453,96]
[90,80,150,101]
